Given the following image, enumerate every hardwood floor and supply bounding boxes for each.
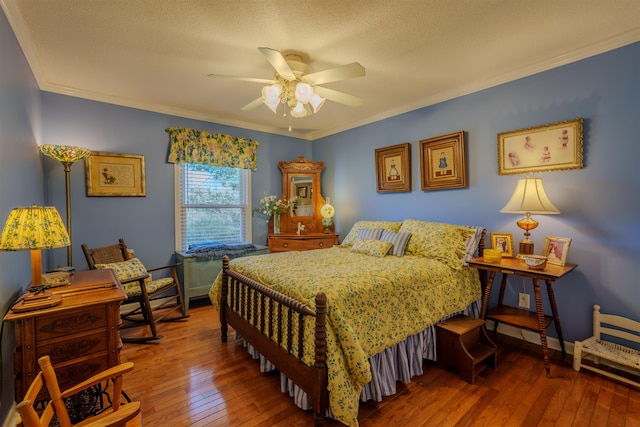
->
[119,299,640,426]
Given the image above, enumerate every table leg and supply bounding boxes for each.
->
[481,270,497,319]
[532,278,551,377]
[545,279,565,354]
[497,273,508,305]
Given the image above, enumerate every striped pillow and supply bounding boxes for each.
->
[357,227,384,240]
[380,231,412,257]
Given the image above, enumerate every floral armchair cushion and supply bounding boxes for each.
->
[95,258,172,297]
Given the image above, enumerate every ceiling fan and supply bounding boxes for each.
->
[207,47,365,118]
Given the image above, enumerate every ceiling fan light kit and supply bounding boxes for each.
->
[209,47,365,120]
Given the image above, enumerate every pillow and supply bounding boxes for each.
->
[340,221,403,247]
[399,219,469,268]
[461,226,485,263]
[95,257,149,283]
[380,231,412,257]
[350,238,393,258]
[357,227,384,240]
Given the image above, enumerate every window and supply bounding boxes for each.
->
[175,163,251,252]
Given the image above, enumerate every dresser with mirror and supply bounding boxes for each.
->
[268,156,338,252]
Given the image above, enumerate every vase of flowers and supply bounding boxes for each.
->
[255,193,298,235]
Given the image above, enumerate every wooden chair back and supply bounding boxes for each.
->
[82,238,130,269]
[16,356,141,427]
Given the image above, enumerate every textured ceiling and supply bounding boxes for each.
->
[3,0,640,140]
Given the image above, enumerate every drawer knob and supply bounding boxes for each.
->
[319,242,324,247]
[283,243,288,248]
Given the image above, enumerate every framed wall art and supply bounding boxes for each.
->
[375,143,411,193]
[419,131,467,191]
[498,118,584,175]
[85,151,146,197]
[490,232,514,258]
[542,235,572,266]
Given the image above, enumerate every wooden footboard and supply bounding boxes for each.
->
[220,256,329,426]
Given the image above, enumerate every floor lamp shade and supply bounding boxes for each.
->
[40,144,91,266]
[0,205,70,285]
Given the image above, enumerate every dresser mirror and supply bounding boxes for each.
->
[278,156,327,234]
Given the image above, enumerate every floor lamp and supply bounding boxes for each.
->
[40,144,91,267]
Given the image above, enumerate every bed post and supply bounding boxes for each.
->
[220,255,229,342]
[313,292,328,427]
[478,229,487,293]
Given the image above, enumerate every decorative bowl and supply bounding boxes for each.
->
[483,249,503,263]
[525,255,548,270]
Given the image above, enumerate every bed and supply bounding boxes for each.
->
[209,219,486,427]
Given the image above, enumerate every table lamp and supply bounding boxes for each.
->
[40,144,91,266]
[500,177,559,259]
[320,197,335,234]
[0,205,70,286]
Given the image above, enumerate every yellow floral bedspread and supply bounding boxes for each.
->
[209,247,481,427]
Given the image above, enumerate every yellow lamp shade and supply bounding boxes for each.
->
[0,205,70,251]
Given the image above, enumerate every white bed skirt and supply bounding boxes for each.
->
[241,299,482,414]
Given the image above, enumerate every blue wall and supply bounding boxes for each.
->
[1,3,639,419]
[316,42,640,344]
[39,95,311,270]
[0,7,46,420]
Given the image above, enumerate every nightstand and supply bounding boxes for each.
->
[467,257,577,377]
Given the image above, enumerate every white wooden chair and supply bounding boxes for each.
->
[573,304,640,388]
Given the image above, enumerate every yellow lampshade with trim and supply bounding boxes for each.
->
[0,205,70,285]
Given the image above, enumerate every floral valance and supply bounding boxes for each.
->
[166,127,259,171]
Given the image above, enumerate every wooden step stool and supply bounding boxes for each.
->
[436,315,497,384]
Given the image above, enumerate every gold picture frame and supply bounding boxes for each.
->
[85,151,146,197]
[490,232,514,258]
[419,131,467,191]
[542,235,572,266]
[498,118,584,175]
[375,143,411,193]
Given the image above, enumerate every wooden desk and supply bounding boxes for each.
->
[467,257,577,377]
[4,269,126,400]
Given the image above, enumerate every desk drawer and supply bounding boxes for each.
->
[37,330,109,364]
[34,306,108,341]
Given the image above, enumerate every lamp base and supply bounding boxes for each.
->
[516,241,535,260]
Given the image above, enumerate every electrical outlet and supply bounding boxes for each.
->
[518,292,530,309]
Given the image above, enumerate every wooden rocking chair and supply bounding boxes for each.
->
[82,238,188,343]
[16,355,142,427]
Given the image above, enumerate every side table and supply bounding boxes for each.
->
[4,269,126,400]
[467,256,577,377]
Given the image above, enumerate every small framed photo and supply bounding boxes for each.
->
[297,186,308,198]
[419,131,467,191]
[85,151,146,197]
[375,143,411,193]
[542,236,572,266]
[498,118,583,175]
[490,232,514,258]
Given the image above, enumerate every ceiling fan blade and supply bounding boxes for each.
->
[241,97,264,111]
[207,74,274,84]
[313,86,363,108]
[304,62,365,85]
[258,47,296,81]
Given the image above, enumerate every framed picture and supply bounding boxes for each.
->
[375,143,411,193]
[498,118,584,175]
[542,236,572,266]
[297,186,308,198]
[85,151,146,197]
[490,232,514,258]
[419,131,467,191]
